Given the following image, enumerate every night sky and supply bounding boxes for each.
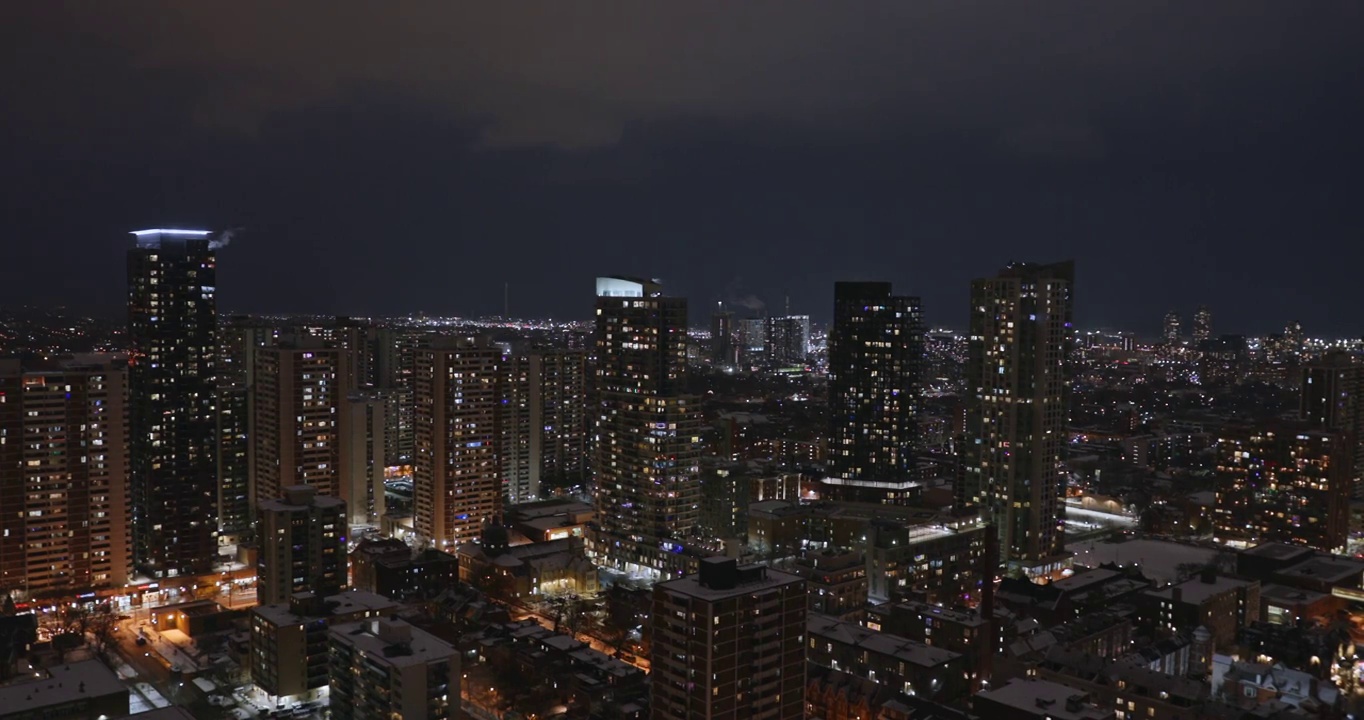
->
[3,3,1362,335]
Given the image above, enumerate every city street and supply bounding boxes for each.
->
[508,599,650,672]
[111,617,218,717]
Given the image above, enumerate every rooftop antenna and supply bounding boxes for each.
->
[785,295,791,316]
[504,282,509,319]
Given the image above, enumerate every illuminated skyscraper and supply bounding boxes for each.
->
[293,318,373,392]
[251,340,350,508]
[1163,311,1181,344]
[501,349,588,503]
[340,390,391,525]
[127,229,220,578]
[1192,305,1213,344]
[959,261,1074,576]
[0,358,129,598]
[257,485,347,604]
[592,277,702,577]
[374,327,424,465]
[1301,351,1364,498]
[1283,321,1304,358]
[823,282,924,504]
[737,317,767,366]
[1213,425,1350,553]
[217,319,273,543]
[710,305,736,366]
[413,338,504,548]
[765,314,811,366]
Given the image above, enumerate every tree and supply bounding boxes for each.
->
[58,603,117,661]
[600,585,641,655]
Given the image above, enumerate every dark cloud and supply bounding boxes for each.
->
[13,2,1361,149]
[1,2,1362,335]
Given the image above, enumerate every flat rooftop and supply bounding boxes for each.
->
[808,613,959,668]
[977,678,1111,720]
[1260,583,1330,606]
[894,601,989,628]
[657,564,803,601]
[252,589,397,625]
[521,515,587,532]
[151,599,229,617]
[506,498,594,520]
[258,494,346,513]
[1145,575,1255,606]
[1242,542,1316,561]
[0,660,127,715]
[330,618,456,668]
[1277,556,1364,584]
[1070,538,1218,584]
[1051,568,1120,593]
[131,708,200,719]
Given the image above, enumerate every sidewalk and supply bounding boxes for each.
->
[140,623,204,673]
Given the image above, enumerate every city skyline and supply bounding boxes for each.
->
[5,6,1364,720]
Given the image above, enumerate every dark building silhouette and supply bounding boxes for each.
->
[710,305,736,366]
[765,315,811,367]
[959,261,1074,575]
[127,229,220,578]
[257,485,347,605]
[1301,351,1364,497]
[1192,305,1213,344]
[823,281,924,504]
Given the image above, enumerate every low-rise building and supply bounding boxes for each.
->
[867,600,992,692]
[351,539,459,602]
[457,537,598,601]
[972,678,1114,720]
[1138,571,1260,648]
[807,613,967,705]
[329,616,459,720]
[249,589,397,702]
[504,498,595,543]
[997,569,1150,626]
[992,607,1143,685]
[1272,554,1364,595]
[0,660,128,720]
[463,618,645,716]
[1036,646,1208,720]
[785,549,868,621]
[149,600,239,637]
[749,500,993,605]
[1210,654,1342,716]
[804,667,977,720]
[1258,583,1342,626]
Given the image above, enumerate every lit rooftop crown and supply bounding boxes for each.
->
[131,228,213,249]
[131,229,212,236]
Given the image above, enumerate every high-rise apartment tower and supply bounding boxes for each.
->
[651,558,806,720]
[823,282,924,504]
[959,261,1074,575]
[0,358,130,598]
[413,338,504,548]
[592,277,702,577]
[127,228,220,578]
